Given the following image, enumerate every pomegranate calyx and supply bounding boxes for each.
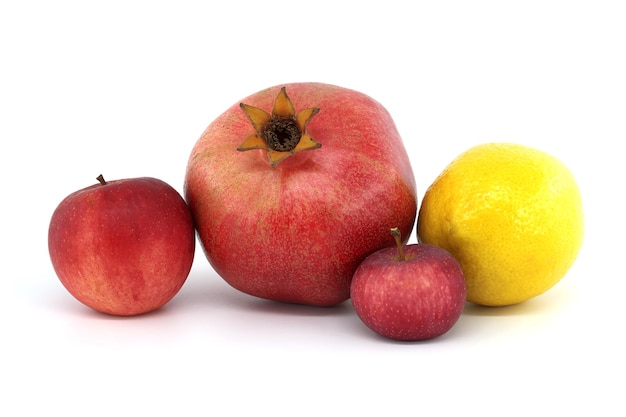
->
[238,87,321,168]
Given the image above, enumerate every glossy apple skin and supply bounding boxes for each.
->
[185,83,417,306]
[48,177,195,316]
[350,244,466,341]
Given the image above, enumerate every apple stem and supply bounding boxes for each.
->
[391,227,406,262]
[96,174,107,185]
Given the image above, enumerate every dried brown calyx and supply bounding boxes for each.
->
[238,87,321,167]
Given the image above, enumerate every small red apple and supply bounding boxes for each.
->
[185,83,417,306]
[350,228,466,341]
[48,175,195,316]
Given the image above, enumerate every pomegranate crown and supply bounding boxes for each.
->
[237,87,321,167]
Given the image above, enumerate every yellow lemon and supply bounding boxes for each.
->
[417,143,584,306]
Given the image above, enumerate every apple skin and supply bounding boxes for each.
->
[48,176,195,316]
[350,243,466,341]
[184,82,417,306]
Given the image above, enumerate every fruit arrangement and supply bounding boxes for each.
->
[48,82,584,341]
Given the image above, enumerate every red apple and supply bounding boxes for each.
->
[350,228,466,341]
[184,83,417,306]
[48,175,195,316]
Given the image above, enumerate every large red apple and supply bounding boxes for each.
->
[48,175,195,316]
[351,228,466,341]
[184,83,417,306]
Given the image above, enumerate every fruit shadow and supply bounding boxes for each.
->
[170,268,354,318]
[236,296,354,318]
[29,280,174,322]
[347,313,469,345]
[461,285,574,317]
[462,301,537,317]
[61,294,177,321]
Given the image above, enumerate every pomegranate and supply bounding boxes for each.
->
[184,83,417,306]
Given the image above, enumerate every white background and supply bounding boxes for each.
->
[2,1,625,415]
